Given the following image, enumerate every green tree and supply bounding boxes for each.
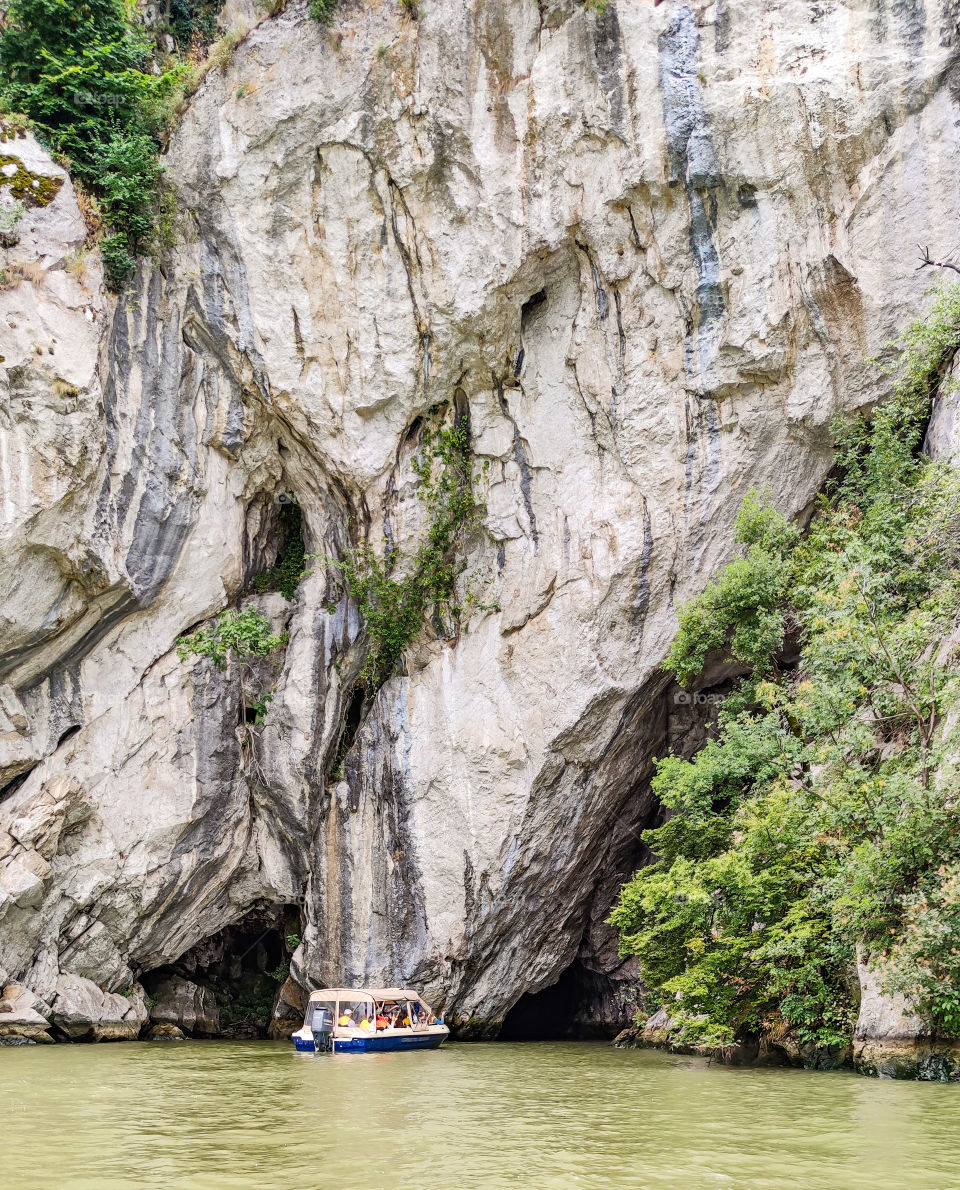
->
[610,283,960,1049]
[0,0,190,287]
[178,607,286,725]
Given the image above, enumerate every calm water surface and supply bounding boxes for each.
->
[2,1040,959,1189]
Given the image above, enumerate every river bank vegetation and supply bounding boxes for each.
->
[611,284,960,1050]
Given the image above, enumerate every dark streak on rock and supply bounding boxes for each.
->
[893,0,927,52]
[614,289,626,363]
[627,206,643,251]
[658,5,726,379]
[495,378,539,547]
[387,177,430,345]
[592,2,626,135]
[715,0,731,53]
[940,0,960,45]
[578,243,610,321]
[632,503,653,640]
[292,307,305,358]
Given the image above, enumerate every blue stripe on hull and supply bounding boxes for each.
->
[339,1034,446,1053]
[293,1033,446,1054]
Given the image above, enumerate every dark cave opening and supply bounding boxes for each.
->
[0,763,37,802]
[143,903,300,1039]
[499,960,636,1042]
[328,685,367,779]
[244,494,307,600]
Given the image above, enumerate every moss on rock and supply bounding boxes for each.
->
[0,154,62,207]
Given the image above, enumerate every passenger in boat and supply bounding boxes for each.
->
[359,1016,373,1030]
[375,1010,390,1030]
[338,1008,353,1026]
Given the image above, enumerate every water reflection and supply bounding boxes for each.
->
[2,1041,959,1189]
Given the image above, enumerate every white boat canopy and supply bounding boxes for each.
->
[305,987,424,1003]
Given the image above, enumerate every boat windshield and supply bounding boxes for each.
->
[407,1001,431,1025]
[337,998,374,1028]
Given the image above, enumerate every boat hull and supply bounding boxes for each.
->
[294,1031,447,1054]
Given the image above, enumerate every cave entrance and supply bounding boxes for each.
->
[245,494,307,600]
[143,902,301,1039]
[499,959,637,1041]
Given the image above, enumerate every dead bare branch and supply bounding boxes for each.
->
[916,244,960,275]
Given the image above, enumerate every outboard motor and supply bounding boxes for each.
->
[310,1007,334,1052]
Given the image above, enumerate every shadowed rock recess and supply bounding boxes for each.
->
[2,0,960,1045]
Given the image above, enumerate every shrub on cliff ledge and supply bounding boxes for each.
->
[0,0,192,288]
[308,0,337,21]
[178,607,287,725]
[611,283,960,1049]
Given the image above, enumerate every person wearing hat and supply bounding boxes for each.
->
[338,1008,354,1026]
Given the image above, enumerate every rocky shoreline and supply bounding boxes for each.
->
[613,957,960,1082]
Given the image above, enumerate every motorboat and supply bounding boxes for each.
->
[292,987,450,1053]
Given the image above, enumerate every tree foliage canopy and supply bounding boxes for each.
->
[0,0,200,287]
[611,283,960,1047]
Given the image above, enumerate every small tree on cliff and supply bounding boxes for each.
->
[177,607,287,726]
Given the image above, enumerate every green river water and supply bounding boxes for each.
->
[2,1040,959,1189]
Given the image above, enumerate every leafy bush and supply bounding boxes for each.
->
[169,0,223,50]
[0,0,209,289]
[308,0,338,21]
[178,607,286,728]
[177,607,286,669]
[610,283,960,1047]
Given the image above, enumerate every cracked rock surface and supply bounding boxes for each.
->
[2,0,960,1035]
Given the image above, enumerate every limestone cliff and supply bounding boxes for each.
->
[2,0,960,1042]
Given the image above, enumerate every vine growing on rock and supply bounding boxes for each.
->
[327,412,489,691]
[610,283,960,1049]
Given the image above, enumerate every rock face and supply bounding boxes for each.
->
[853,956,960,1081]
[615,1005,851,1072]
[925,353,960,463]
[268,976,308,1040]
[2,0,960,1040]
[49,973,148,1041]
[0,981,53,1044]
[148,976,220,1037]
